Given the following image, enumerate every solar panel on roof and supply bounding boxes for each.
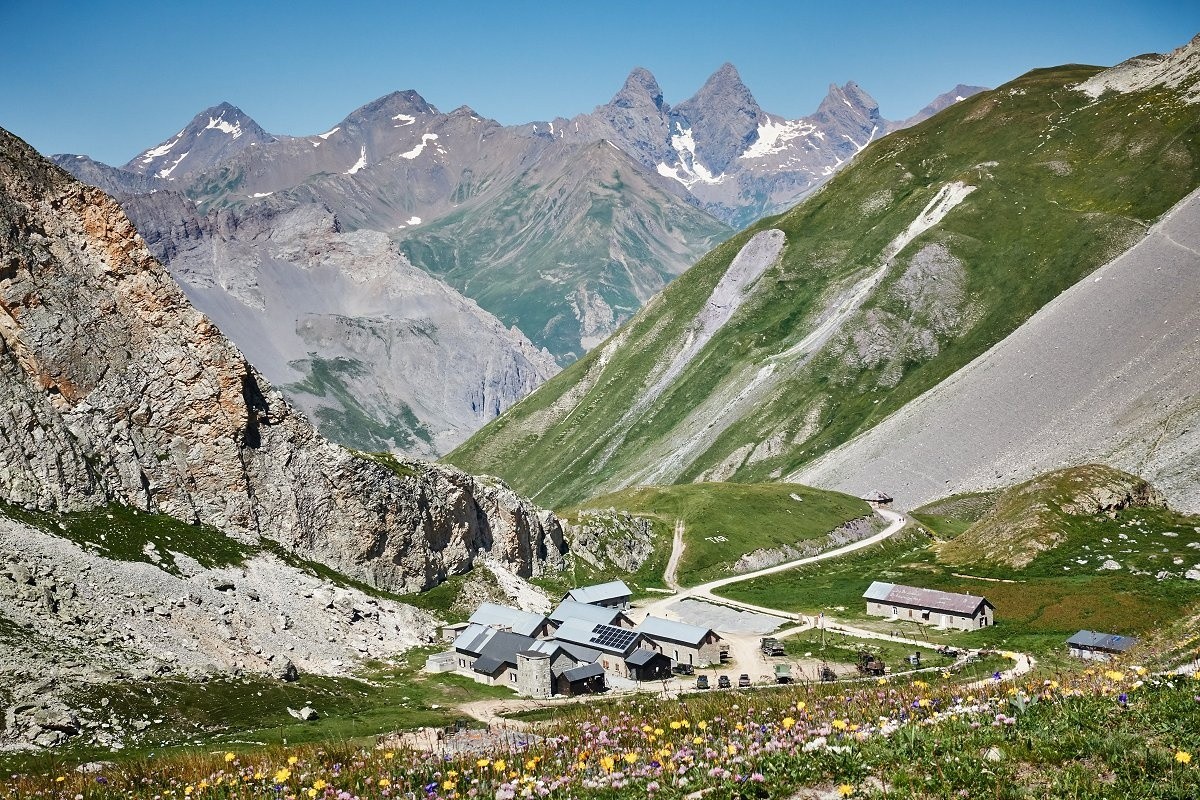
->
[587,623,637,651]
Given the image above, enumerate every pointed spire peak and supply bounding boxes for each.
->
[817,81,880,116]
[610,67,666,111]
[682,62,760,113]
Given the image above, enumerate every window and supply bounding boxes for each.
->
[510,672,517,682]
[892,606,898,616]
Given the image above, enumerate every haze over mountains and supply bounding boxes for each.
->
[52,67,982,456]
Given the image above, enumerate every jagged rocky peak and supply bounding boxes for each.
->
[672,62,765,175]
[343,89,438,126]
[815,81,882,119]
[0,124,566,593]
[122,100,272,180]
[612,67,668,112]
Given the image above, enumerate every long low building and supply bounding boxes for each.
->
[636,616,726,667]
[863,581,994,630]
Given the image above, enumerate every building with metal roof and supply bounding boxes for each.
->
[863,581,994,631]
[553,619,643,656]
[468,602,553,638]
[1066,630,1138,662]
[469,630,537,686]
[549,599,634,628]
[636,615,725,667]
[563,579,632,610]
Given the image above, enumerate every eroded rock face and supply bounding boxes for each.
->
[0,126,566,594]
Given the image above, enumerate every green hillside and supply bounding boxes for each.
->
[401,140,731,362]
[448,64,1200,508]
[562,482,872,586]
[718,466,1200,659]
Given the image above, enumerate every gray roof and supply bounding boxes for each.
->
[550,599,629,626]
[560,661,605,682]
[469,602,548,637]
[472,655,505,675]
[1066,630,1138,653]
[452,623,498,656]
[863,490,893,502]
[553,618,641,655]
[517,649,550,659]
[625,648,667,667]
[564,580,632,605]
[470,630,536,674]
[636,615,716,646]
[862,581,991,615]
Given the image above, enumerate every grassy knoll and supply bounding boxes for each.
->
[10,662,1198,799]
[562,482,871,586]
[718,468,1200,663]
[0,647,509,775]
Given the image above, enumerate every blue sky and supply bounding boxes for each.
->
[2,0,1198,166]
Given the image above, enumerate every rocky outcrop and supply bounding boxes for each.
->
[566,510,657,573]
[0,126,566,594]
[729,515,886,574]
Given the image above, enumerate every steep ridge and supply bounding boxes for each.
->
[120,190,559,456]
[449,39,1200,509]
[794,187,1200,513]
[0,126,566,595]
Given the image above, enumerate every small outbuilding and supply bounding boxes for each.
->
[624,648,673,681]
[556,662,606,696]
[563,580,632,610]
[1066,630,1138,662]
[863,581,994,630]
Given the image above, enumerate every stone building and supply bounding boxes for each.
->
[636,616,726,667]
[863,581,994,630]
[563,579,632,610]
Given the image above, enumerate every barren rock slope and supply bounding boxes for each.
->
[795,189,1200,513]
[0,125,565,594]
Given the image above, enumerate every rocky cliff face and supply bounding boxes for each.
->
[0,126,566,594]
[119,189,559,457]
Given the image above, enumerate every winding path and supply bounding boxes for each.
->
[633,506,1036,684]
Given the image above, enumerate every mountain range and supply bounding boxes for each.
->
[449,35,1200,515]
[52,68,982,455]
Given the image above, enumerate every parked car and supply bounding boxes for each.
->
[695,675,710,689]
[738,673,751,687]
[672,663,694,676]
[717,675,732,689]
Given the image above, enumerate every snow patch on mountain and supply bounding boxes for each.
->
[157,151,190,179]
[392,114,416,126]
[205,115,242,138]
[400,133,439,159]
[346,146,367,175]
[657,124,727,187]
[139,134,184,164]
[318,127,340,139]
[740,116,818,159]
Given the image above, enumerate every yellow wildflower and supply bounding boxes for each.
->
[1104,670,1125,682]
[1176,750,1192,765]
[379,778,391,788]
[307,789,318,798]
[599,755,615,773]
[492,759,506,773]
[782,717,795,730]
[693,736,703,745]
[641,724,653,733]
[288,756,299,766]
[184,788,194,796]
[697,720,707,730]
[443,781,456,790]
[273,768,291,783]
[838,784,855,797]
[312,779,328,791]
[877,677,888,685]
[384,751,395,760]
[476,758,491,768]
[654,727,664,736]
[727,743,737,755]
[224,752,236,763]
[796,702,806,711]
[669,721,681,730]
[624,752,638,764]
[832,719,848,731]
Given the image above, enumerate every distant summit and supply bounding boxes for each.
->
[123,102,272,180]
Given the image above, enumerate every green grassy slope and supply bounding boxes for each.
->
[717,466,1200,659]
[448,64,1200,508]
[400,140,731,362]
[562,482,871,586]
